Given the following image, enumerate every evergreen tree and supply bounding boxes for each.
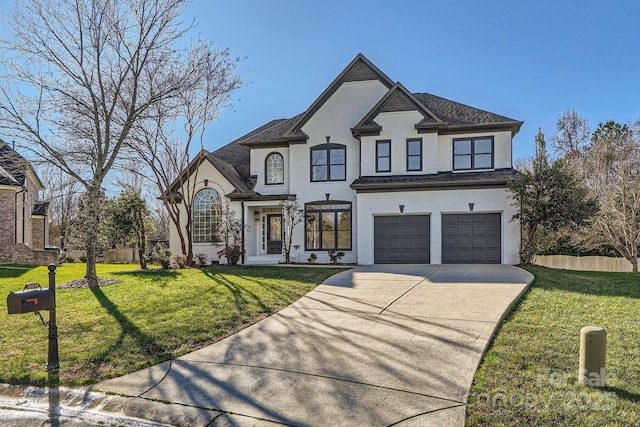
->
[508,129,598,264]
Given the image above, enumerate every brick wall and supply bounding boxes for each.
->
[31,217,45,250]
[0,189,16,247]
[0,242,59,265]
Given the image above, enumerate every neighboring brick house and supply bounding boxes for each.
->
[169,54,522,265]
[0,141,58,265]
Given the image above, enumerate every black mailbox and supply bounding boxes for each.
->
[7,288,55,314]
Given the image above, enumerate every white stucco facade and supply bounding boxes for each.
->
[168,54,523,266]
[169,159,240,263]
[356,188,519,265]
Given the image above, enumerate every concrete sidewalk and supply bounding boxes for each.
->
[95,264,534,426]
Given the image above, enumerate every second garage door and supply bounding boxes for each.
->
[441,213,501,264]
[374,215,430,264]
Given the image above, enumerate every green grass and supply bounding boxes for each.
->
[0,263,344,386]
[467,267,640,426]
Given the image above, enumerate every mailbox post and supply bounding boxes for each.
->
[47,264,59,372]
[6,263,59,372]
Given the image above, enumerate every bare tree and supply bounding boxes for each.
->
[0,0,234,284]
[551,108,590,159]
[216,203,245,265]
[127,47,242,264]
[281,200,304,263]
[38,163,81,252]
[577,121,640,272]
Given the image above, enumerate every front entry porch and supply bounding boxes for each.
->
[244,202,285,264]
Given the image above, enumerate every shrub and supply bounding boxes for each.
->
[171,254,187,269]
[79,254,87,263]
[328,250,345,264]
[218,244,245,266]
[307,253,317,264]
[194,253,208,267]
[65,256,75,263]
[149,244,171,269]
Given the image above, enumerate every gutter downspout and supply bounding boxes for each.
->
[241,201,245,265]
[22,191,26,245]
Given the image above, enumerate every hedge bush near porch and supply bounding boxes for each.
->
[0,263,343,385]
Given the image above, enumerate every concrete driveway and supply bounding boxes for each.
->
[96,264,533,426]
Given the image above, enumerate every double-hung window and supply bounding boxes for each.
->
[453,137,494,170]
[376,140,391,172]
[311,144,346,182]
[305,202,352,250]
[406,138,422,171]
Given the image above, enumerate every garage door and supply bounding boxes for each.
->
[442,213,501,264]
[374,215,430,264]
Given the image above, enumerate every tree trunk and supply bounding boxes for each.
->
[137,210,148,270]
[631,257,638,273]
[84,230,98,286]
[83,185,101,286]
[138,246,147,270]
[522,224,537,265]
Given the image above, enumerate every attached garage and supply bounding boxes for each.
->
[441,213,501,264]
[374,215,430,264]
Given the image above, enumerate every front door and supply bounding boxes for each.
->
[266,214,283,254]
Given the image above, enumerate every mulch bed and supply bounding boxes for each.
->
[57,277,123,289]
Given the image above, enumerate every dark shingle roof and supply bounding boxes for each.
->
[351,169,517,192]
[237,114,307,147]
[413,93,519,127]
[0,142,28,186]
[33,201,49,216]
[212,118,294,185]
[235,91,521,150]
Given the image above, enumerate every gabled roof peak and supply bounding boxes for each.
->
[282,54,395,138]
[352,83,445,137]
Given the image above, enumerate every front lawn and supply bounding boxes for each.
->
[467,267,640,426]
[0,263,344,386]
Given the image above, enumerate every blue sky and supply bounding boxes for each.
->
[182,0,640,160]
[0,1,637,161]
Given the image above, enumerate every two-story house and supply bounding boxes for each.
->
[0,141,58,265]
[168,54,522,265]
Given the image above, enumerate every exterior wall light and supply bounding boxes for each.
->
[204,179,209,187]
[469,203,475,212]
[325,136,330,143]
[254,211,260,221]
[325,193,330,200]
[399,204,405,213]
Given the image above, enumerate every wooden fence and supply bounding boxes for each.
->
[534,255,638,272]
[67,248,139,264]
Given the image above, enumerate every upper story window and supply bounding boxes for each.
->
[265,152,284,185]
[311,144,346,182]
[406,138,422,171]
[193,188,222,243]
[453,137,494,170]
[376,140,391,172]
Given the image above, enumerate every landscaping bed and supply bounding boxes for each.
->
[467,267,640,426]
[0,263,344,386]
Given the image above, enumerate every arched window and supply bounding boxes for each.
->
[193,188,222,243]
[265,152,284,185]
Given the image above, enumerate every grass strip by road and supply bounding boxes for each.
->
[467,267,640,426]
[0,263,345,386]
